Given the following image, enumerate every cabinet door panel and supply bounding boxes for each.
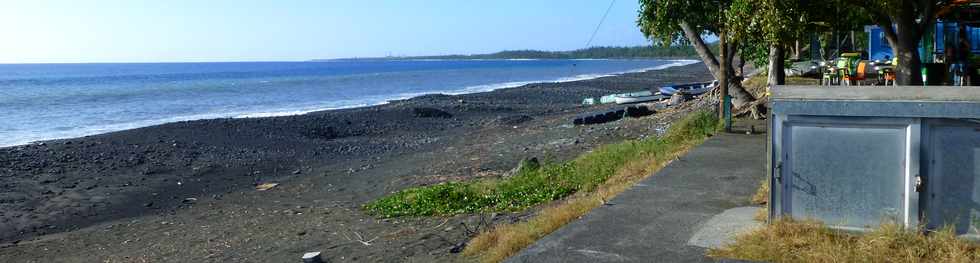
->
[782,118,915,230]
[925,120,980,238]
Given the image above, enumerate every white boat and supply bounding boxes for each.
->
[682,84,715,95]
[658,81,717,95]
[614,93,667,104]
[686,80,718,95]
[599,90,651,104]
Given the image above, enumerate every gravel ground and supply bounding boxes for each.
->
[0,63,712,262]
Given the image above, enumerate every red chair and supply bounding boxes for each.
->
[882,69,896,86]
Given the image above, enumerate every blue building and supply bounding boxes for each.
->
[866,22,980,61]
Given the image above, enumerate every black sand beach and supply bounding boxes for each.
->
[0,63,712,262]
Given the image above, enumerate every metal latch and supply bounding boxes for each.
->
[775,161,783,182]
[914,175,924,192]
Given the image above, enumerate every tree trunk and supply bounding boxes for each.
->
[792,40,801,60]
[894,20,924,85]
[728,80,756,110]
[679,21,721,79]
[862,0,939,86]
[768,44,786,87]
[677,21,755,110]
[719,32,729,120]
[723,42,755,109]
[894,41,923,85]
[737,54,746,77]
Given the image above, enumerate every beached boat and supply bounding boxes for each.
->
[682,81,716,95]
[598,94,621,104]
[585,81,714,106]
[658,81,715,95]
[613,93,667,104]
[597,90,652,104]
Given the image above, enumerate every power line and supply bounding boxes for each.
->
[585,0,617,48]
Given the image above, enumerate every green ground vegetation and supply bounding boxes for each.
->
[364,110,721,218]
[364,110,720,263]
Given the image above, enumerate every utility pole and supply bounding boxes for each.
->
[719,31,732,132]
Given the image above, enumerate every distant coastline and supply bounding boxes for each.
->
[313,45,700,62]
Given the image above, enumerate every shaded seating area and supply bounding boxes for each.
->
[840,0,980,86]
[814,1,980,86]
[820,53,882,86]
[935,0,980,85]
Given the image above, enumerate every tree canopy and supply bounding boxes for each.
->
[638,0,734,80]
[638,0,728,46]
[725,0,809,66]
[638,0,761,117]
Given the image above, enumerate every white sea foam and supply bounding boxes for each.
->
[443,59,698,95]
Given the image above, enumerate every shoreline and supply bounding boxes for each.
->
[1,59,698,148]
[0,62,712,262]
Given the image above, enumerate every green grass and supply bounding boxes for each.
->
[364,110,721,218]
[462,110,721,262]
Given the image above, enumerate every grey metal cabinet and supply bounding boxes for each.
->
[923,119,980,238]
[770,86,980,237]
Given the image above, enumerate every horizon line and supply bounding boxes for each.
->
[0,44,703,65]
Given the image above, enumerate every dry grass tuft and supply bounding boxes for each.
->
[709,219,980,263]
[750,179,768,205]
[753,206,768,222]
[462,149,691,263]
[750,179,769,222]
[464,195,598,262]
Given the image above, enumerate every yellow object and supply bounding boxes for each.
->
[255,182,279,191]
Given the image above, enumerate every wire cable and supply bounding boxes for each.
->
[585,0,617,48]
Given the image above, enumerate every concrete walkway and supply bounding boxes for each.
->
[508,131,766,263]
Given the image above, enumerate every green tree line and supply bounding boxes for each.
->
[437,46,700,59]
[323,46,702,61]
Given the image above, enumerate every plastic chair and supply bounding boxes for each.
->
[821,64,837,85]
[882,69,896,86]
[843,61,868,85]
[950,63,966,86]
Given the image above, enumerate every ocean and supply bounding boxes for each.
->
[0,59,697,147]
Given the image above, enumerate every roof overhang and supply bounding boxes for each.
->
[938,0,980,25]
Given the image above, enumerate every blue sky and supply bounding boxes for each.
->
[0,0,654,63]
